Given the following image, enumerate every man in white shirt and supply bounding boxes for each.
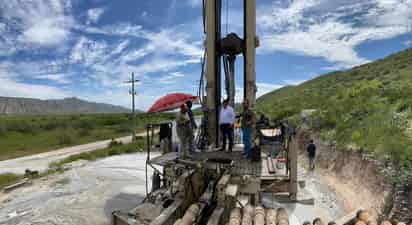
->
[219,99,235,152]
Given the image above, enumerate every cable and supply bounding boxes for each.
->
[226,0,229,34]
[202,0,206,34]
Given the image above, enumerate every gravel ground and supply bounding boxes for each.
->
[0,152,347,225]
[0,153,156,225]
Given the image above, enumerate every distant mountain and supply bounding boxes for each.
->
[0,97,131,114]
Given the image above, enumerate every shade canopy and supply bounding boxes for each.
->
[147,93,197,113]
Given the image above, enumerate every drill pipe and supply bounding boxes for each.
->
[266,209,277,225]
[178,204,200,225]
[254,206,265,225]
[241,205,255,225]
[229,208,242,225]
[276,208,289,225]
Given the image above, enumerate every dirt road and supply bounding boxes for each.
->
[0,135,134,175]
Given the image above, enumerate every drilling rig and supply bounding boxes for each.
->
[111,1,398,225]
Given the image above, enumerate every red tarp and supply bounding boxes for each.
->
[147,93,197,113]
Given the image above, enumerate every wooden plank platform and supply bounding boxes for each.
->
[148,145,288,178]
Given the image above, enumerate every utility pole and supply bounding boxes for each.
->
[125,72,140,140]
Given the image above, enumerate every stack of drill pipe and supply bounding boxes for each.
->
[241,205,255,225]
[229,208,242,225]
[254,206,265,225]
[175,204,200,225]
[266,209,277,225]
[313,218,324,225]
[276,208,289,225]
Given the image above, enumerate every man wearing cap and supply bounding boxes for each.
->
[219,99,235,152]
[176,104,193,158]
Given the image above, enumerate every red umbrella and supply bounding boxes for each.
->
[148,93,197,113]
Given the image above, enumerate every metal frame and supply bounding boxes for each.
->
[145,122,173,196]
[205,0,257,147]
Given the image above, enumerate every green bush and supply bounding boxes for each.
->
[74,119,95,130]
[57,132,74,145]
[0,124,7,136]
[108,139,123,147]
[77,128,91,137]
[114,124,131,133]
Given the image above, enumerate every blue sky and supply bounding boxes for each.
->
[0,0,411,110]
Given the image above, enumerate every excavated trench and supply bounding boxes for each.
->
[296,130,412,224]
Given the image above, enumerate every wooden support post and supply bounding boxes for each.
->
[288,137,298,201]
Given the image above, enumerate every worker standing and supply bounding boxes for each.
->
[241,100,255,158]
[307,139,316,170]
[186,100,197,153]
[219,99,235,152]
[176,104,193,158]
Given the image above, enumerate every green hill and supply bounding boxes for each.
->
[256,48,412,178]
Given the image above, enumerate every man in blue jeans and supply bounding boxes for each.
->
[241,100,255,158]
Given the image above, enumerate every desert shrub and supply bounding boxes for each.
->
[0,124,8,136]
[74,119,95,130]
[77,128,91,137]
[57,132,74,145]
[10,121,36,133]
[41,120,69,130]
[108,139,123,148]
[114,124,131,133]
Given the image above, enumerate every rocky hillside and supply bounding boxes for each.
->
[0,97,130,114]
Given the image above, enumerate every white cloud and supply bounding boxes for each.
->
[257,0,412,69]
[186,0,202,8]
[234,83,283,103]
[0,77,66,100]
[158,71,186,84]
[70,37,110,66]
[283,79,306,86]
[87,8,105,24]
[35,74,70,84]
[112,40,130,55]
[0,0,74,47]
[257,82,283,97]
[403,40,412,47]
[20,19,70,46]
